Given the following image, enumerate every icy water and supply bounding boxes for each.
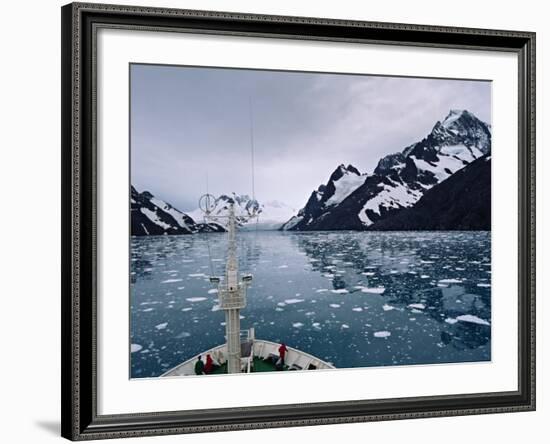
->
[130,231,491,378]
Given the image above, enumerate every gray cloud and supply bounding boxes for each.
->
[131,64,491,212]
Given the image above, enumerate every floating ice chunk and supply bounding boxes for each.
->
[161,278,183,284]
[438,278,462,284]
[352,307,363,312]
[382,304,395,311]
[208,289,218,294]
[211,305,220,312]
[361,272,376,276]
[477,283,491,288]
[278,265,289,269]
[420,275,430,279]
[142,308,154,312]
[329,304,341,308]
[130,344,143,353]
[456,314,491,326]
[420,260,435,264]
[361,287,385,294]
[275,307,284,312]
[181,307,192,312]
[312,322,321,329]
[374,331,391,338]
[188,273,207,278]
[186,297,207,302]
[408,303,426,310]
[284,298,305,304]
[176,331,191,338]
[331,289,348,294]
[341,324,350,329]
[155,322,168,330]
[292,322,304,328]
[277,302,286,307]
[315,289,329,293]
[445,317,458,324]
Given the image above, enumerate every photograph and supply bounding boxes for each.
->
[129,64,493,378]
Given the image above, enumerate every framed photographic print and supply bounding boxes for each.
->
[61,2,536,440]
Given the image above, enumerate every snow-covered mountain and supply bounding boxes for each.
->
[369,154,491,230]
[131,186,225,236]
[188,193,296,230]
[281,109,491,231]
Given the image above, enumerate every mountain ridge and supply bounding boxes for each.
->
[281,109,491,231]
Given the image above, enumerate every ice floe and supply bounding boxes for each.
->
[438,278,462,284]
[161,278,183,284]
[361,287,385,294]
[456,314,490,326]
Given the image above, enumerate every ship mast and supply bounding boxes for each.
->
[199,195,255,373]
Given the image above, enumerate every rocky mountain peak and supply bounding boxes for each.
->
[282,109,492,232]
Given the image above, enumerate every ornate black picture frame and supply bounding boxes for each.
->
[61,2,535,440]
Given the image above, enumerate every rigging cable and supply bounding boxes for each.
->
[204,171,216,278]
[249,96,260,274]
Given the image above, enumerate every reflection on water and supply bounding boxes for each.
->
[130,231,491,378]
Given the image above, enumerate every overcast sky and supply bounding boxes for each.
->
[130,64,491,212]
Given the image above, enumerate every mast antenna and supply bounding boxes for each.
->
[249,96,256,201]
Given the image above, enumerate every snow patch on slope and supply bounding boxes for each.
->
[325,173,366,207]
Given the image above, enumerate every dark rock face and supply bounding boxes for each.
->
[131,186,225,236]
[280,164,366,231]
[368,155,491,231]
[282,109,491,231]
